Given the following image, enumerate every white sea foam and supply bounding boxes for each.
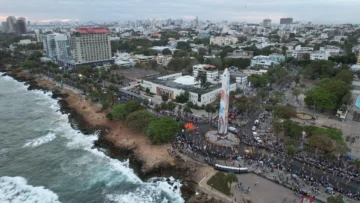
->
[23,132,56,148]
[1,75,185,203]
[0,176,61,203]
[106,177,184,203]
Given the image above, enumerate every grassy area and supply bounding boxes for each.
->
[206,172,230,196]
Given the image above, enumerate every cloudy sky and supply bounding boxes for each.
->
[0,0,359,24]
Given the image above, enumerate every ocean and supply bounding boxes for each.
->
[0,74,184,203]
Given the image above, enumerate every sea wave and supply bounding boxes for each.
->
[0,176,61,203]
[1,74,185,203]
[23,132,56,148]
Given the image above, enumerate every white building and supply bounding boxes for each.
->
[141,73,236,106]
[210,36,238,46]
[295,45,314,52]
[320,33,328,39]
[156,55,172,66]
[310,51,329,60]
[230,73,248,88]
[193,64,219,83]
[42,33,71,60]
[18,39,34,45]
[250,54,285,67]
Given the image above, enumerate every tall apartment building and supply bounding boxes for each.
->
[16,17,27,35]
[70,28,112,63]
[280,18,293,25]
[263,19,271,27]
[1,22,8,32]
[42,33,71,60]
[6,16,17,32]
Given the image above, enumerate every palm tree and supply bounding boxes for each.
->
[225,173,238,189]
[177,105,182,116]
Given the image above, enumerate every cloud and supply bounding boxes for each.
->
[0,0,359,24]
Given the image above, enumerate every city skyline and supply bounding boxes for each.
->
[1,0,360,24]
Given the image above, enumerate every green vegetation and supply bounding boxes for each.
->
[273,105,297,119]
[304,78,352,111]
[167,57,199,72]
[287,145,298,157]
[146,116,181,143]
[248,74,269,88]
[280,119,347,155]
[111,101,143,120]
[224,173,238,188]
[175,91,190,103]
[125,110,155,132]
[207,172,231,196]
[327,195,345,203]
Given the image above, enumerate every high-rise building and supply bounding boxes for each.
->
[263,19,271,27]
[70,28,112,63]
[16,17,27,35]
[34,29,42,42]
[280,18,293,25]
[1,22,8,32]
[6,16,17,32]
[43,33,71,60]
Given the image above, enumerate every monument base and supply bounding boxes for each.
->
[205,130,240,147]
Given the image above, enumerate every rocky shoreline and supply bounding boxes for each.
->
[2,69,197,201]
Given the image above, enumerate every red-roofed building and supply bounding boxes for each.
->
[74,27,109,34]
[193,64,219,83]
[71,27,112,64]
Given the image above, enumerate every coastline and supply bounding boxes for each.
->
[1,69,211,201]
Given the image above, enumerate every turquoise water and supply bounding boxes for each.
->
[356,95,360,108]
[0,75,184,203]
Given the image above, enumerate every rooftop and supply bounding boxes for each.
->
[147,76,224,95]
[74,27,109,34]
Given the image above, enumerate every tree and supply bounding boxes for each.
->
[273,105,296,119]
[167,101,177,115]
[162,48,172,55]
[176,41,191,51]
[304,87,337,111]
[21,60,36,70]
[308,133,347,155]
[143,98,149,106]
[292,88,302,101]
[224,173,238,189]
[248,74,269,88]
[146,116,180,143]
[198,47,207,56]
[205,104,216,120]
[154,104,161,117]
[183,106,192,116]
[327,195,345,203]
[195,71,208,89]
[112,104,127,120]
[273,120,282,143]
[287,145,298,157]
[161,93,169,102]
[125,110,156,132]
[177,105,182,115]
[282,120,302,139]
[145,87,150,93]
[111,101,143,120]
[334,70,354,84]
[175,91,190,103]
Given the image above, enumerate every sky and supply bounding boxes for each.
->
[0,0,360,24]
